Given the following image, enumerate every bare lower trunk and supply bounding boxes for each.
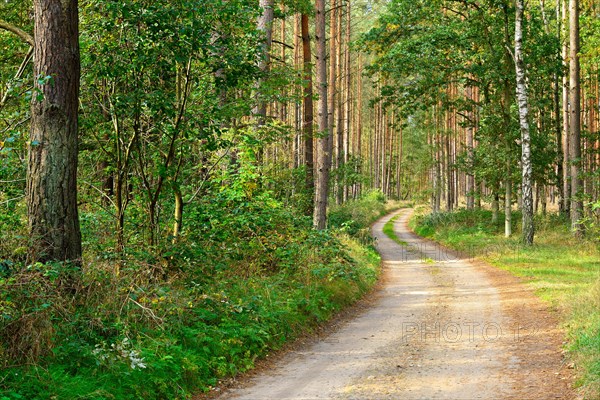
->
[569,0,583,235]
[562,0,571,216]
[515,0,534,245]
[313,0,331,230]
[466,88,475,210]
[301,14,314,214]
[27,0,81,264]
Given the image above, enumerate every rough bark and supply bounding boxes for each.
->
[313,0,331,230]
[515,0,535,245]
[27,0,82,264]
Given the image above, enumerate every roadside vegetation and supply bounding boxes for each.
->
[0,190,389,399]
[411,208,600,398]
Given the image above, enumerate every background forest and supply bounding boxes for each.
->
[0,0,599,398]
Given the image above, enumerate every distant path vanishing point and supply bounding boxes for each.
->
[216,209,573,400]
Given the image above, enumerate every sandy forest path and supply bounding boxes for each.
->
[217,209,574,399]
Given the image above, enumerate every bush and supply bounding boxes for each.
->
[0,188,381,399]
[328,190,388,240]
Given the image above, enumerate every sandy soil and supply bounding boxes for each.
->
[211,209,575,400]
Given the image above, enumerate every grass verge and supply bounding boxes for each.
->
[411,208,600,399]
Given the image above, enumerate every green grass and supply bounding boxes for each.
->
[412,208,600,399]
[382,215,408,245]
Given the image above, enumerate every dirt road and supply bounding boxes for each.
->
[218,209,573,399]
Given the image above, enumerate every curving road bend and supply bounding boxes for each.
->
[217,209,572,400]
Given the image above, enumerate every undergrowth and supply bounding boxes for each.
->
[0,191,386,399]
[411,208,600,399]
[328,190,405,242]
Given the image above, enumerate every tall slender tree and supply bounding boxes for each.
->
[301,13,315,214]
[255,0,275,127]
[313,0,331,229]
[515,0,535,245]
[569,0,583,235]
[27,0,82,263]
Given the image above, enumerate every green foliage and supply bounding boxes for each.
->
[0,173,381,399]
[328,190,388,240]
[360,0,563,200]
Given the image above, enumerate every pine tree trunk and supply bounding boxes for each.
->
[335,1,344,205]
[343,0,351,202]
[27,0,81,264]
[562,0,571,215]
[313,0,331,230]
[466,86,475,210]
[301,14,315,214]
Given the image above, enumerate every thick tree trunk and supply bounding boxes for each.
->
[313,0,331,230]
[27,0,81,264]
[515,0,534,245]
[569,0,584,235]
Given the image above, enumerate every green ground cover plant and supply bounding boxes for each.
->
[0,192,386,399]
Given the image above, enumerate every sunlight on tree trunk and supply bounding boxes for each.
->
[515,0,535,245]
[313,0,331,230]
[569,0,584,236]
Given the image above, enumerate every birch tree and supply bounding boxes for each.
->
[515,0,535,245]
[568,0,583,235]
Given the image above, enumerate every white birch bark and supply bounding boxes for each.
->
[515,0,535,244]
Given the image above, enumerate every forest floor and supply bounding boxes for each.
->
[208,209,576,399]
